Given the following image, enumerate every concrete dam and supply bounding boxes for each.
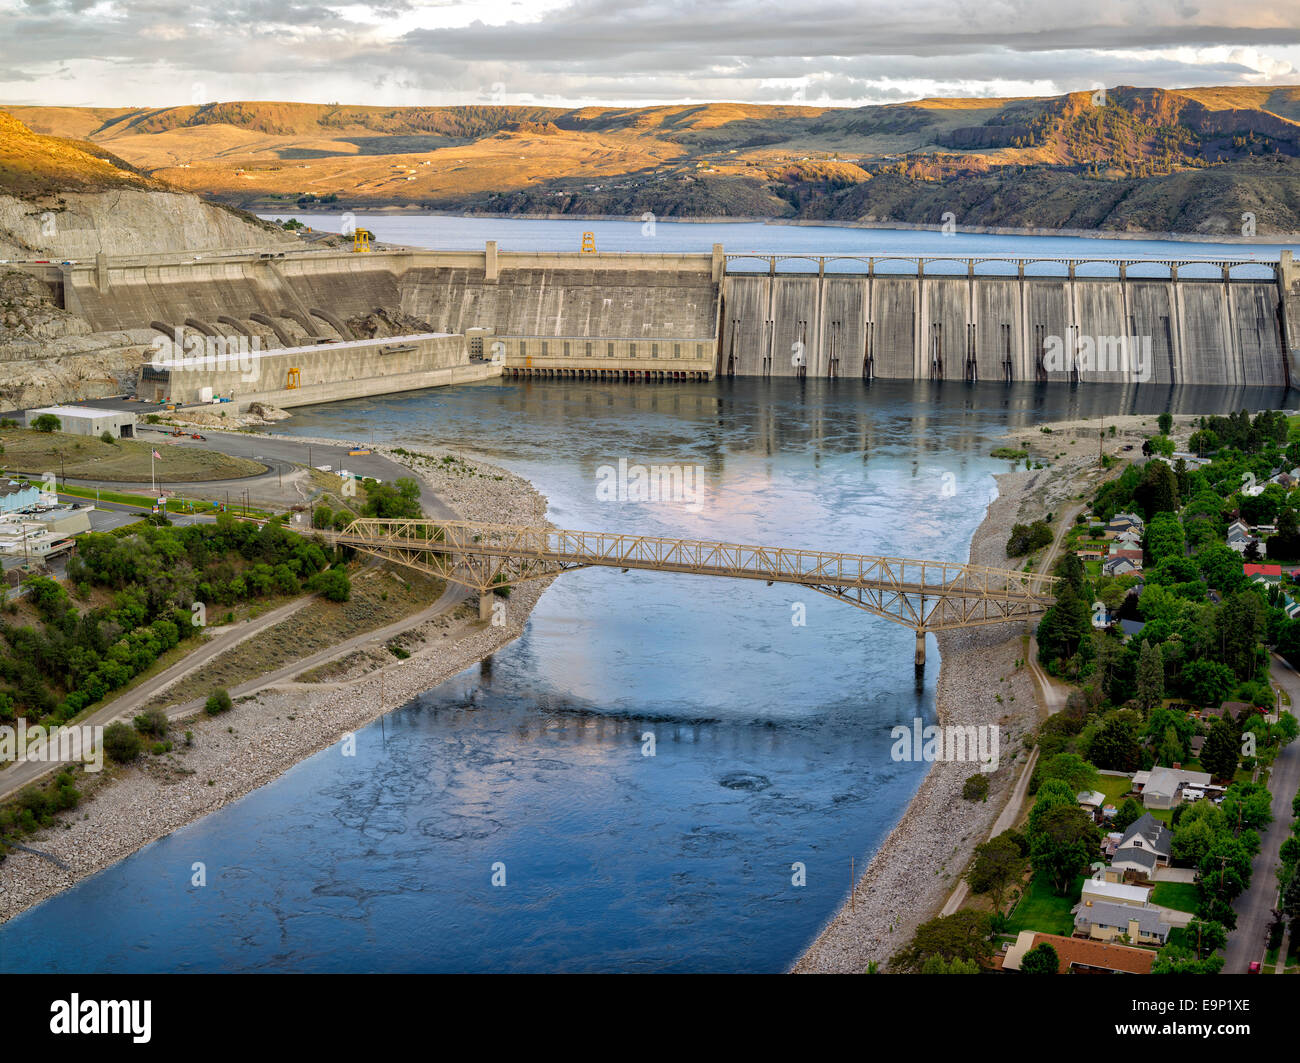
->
[18,242,1300,407]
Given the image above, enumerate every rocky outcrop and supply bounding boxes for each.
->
[0,269,151,407]
[0,189,297,260]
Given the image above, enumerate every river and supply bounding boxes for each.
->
[0,375,1285,972]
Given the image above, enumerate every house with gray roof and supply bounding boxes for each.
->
[1139,767,1212,810]
[1073,900,1172,946]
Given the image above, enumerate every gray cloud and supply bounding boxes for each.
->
[1,0,1297,107]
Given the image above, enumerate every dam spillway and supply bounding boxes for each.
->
[21,241,1300,396]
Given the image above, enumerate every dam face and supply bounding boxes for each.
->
[25,243,1300,398]
[719,268,1291,386]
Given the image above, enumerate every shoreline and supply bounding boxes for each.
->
[259,208,1300,245]
[0,441,552,924]
[791,441,1111,972]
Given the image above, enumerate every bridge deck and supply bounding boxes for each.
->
[332,520,1057,632]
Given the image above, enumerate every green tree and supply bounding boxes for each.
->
[102,721,142,762]
[204,688,233,716]
[1182,659,1236,706]
[1200,716,1240,781]
[1134,460,1179,520]
[1214,592,1265,680]
[1086,711,1143,772]
[1112,797,1145,833]
[31,413,61,432]
[1184,917,1228,959]
[1020,942,1060,974]
[889,910,994,973]
[1037,752,1099,794]
[1136,639,1165,711]
[1152,945,1225,974]
[1157,412,1173,435]
[1029,804,1099,894]
[307,567,351,602]
[966,834,1027,913]
[1143,512,1185,568]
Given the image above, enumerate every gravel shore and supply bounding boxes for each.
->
[792,449,1105,972]
[0,443,552,923]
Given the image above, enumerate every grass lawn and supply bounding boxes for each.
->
[1093,774,1135,805]
[1006,873,1083,937]
[1,427,265,481]
[1151,881,1200,914]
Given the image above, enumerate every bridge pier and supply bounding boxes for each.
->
[914,629,926,668]
[479,592,493,621]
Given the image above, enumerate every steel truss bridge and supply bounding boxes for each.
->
[333,520,1056,665]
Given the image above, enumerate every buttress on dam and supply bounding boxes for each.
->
[21,241,1300,409]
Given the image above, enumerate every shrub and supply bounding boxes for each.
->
[31,413,61,432]
[307,567,351,602]
[1006,520,1053,558]
[962,773,990,801]
[102,721,143,763]
[133,706,169,738]
[204,688,233,716]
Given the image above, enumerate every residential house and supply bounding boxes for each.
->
[1118,619,1146,640]
[1137,767,1212,809]
[1227,520,1263,555]
[1107,527,1138,550]
[1113,813,1171,871]
[1002,931,1155,974]
[1103,556,1141,577]
[1106,513,1144,538]
[1243,563,1283,584]
[1073,901,1173,946]
[1081,877,1151,909]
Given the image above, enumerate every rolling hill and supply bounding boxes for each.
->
[7,85,1300,235]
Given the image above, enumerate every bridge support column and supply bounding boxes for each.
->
[914,629,926,668]
[479,592,494,621]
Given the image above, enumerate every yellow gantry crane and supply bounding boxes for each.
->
[581,231,596,253]
[286,367,301,389]
[353,228,373,253]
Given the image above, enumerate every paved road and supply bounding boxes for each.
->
[136,428,457,518]
[0,595,315,801]
[1221,652,1300,973]
[1,426,467,799]
[939,502,1080,915]
[160,580,470,715]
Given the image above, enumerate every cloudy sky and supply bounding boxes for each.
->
[2,0,1299,109]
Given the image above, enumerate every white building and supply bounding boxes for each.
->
[24,405,137,438]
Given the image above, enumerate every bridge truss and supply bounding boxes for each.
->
[333,520,1056,660]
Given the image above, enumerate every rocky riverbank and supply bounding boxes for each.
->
[0,444,551,923]
[792,446,1107,973]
